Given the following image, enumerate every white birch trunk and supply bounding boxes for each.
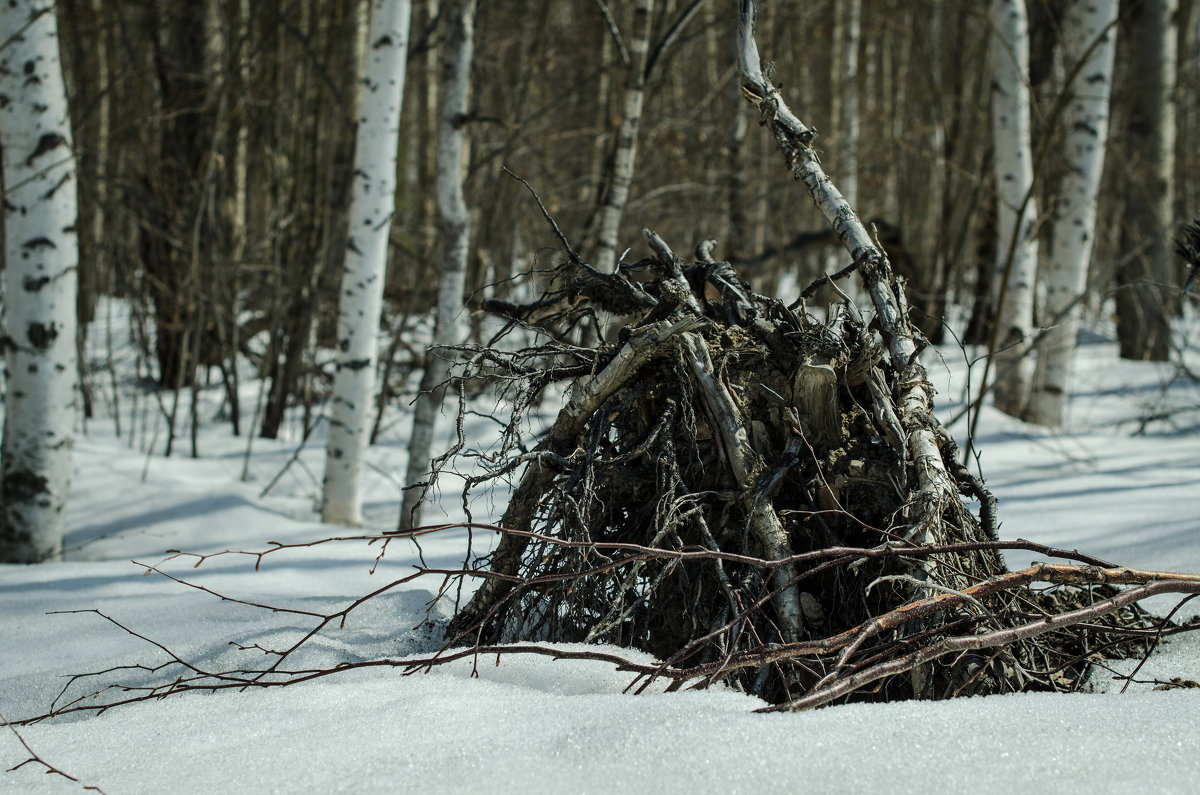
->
[989,0,1039,418]
[590,22,615,214]
[1027,0,1117,427]
[593,0,654,275]
[232,0,251,267]
[399,0,475,530]
[0,1,80,562]
[420,0,441,257]
[322,0,412,526]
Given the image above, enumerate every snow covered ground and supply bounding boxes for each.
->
[3,304,1200,794]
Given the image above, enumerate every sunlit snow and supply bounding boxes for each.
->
[3,302,1199,794]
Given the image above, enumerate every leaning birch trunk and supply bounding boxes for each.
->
[321,0,412,526]
[592,0,654,275]
[988,0,1039,419]
[0,1,80,563]
[1027,0,1118,427]
[735,0,1000,577]
[399,0,476,530]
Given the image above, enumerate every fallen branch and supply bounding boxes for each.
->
[9,525,1199,727]
[2,707,106,792]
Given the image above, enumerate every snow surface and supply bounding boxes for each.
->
[3,305,1200,794]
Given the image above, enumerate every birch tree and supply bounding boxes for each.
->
[592,0,654,275]
[988,0,1039,418]
[1028,0,1118,426]
[322,0,412,526]
[589,0,705,274]
[399,0,475,530]
[0,1,80,562]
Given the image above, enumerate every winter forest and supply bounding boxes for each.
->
[3,0,1200,792]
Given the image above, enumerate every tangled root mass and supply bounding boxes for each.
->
[432,231,1162,707]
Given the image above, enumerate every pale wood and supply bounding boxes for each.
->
[0,0,80,562]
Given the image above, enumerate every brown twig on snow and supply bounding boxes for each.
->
[11,523,1199,727]
[2,708,106,792]
[762,577,1200,712]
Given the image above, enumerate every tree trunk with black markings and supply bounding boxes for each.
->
[988,0,1039,419]
[1028,0,1118,427]
[400,0,476,530]
[0,1,80,562]
[322,0,412,526]
[592,0,654,277]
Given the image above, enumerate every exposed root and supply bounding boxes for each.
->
[430,227,1173,704]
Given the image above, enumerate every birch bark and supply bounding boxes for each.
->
[988,0,1039,418]
[399,0,476,530]
[593,0,654,275]
[0,1,80,562]
[322,0,412,526]
[1028,0,1117,426]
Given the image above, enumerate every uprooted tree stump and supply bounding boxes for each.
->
[435,223,1182,706]
[424,2,1199,709]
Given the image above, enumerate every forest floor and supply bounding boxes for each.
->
[2,301,1200,794]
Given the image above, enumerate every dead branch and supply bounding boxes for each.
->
[11,531,1199,726]
[2,708,106,792]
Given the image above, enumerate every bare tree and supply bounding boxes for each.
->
[988,0,1039,418]
[1115,0,1177,362]
[322,0,413,526]
[399,0,476,530]
[0,1,80,562]
[257,0,365,442]
[1028,0,1118,426]
[592,0,655,276]
[141,0,217,395]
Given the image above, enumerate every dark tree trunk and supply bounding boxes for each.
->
[1114,0,1176,362]
[144,1,218,389]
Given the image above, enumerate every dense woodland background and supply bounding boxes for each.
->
[14,0,1200,442]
